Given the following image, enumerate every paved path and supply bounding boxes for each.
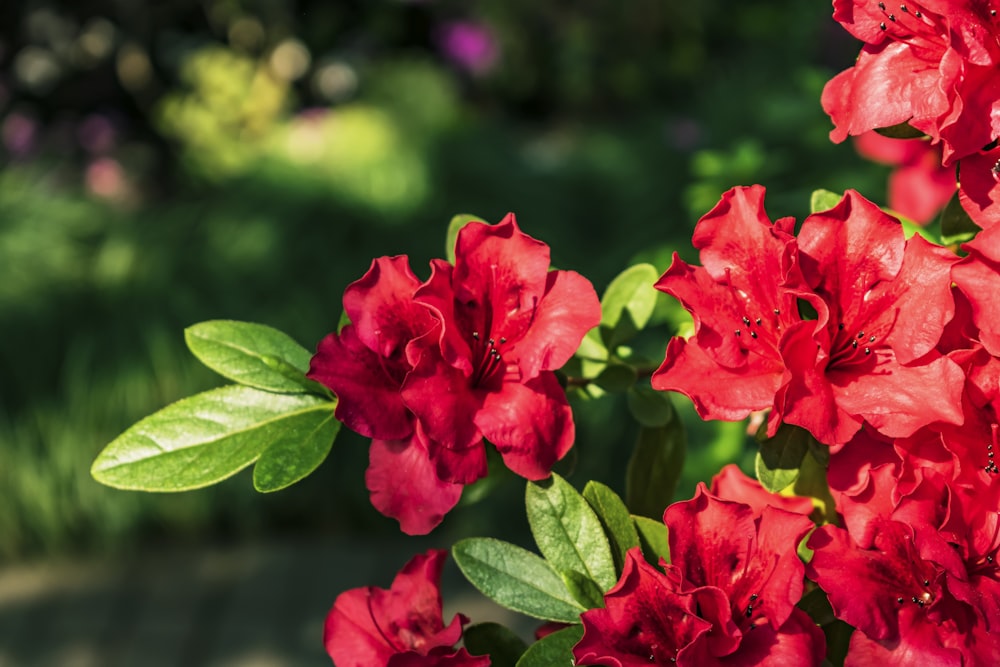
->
[0,538,522,667]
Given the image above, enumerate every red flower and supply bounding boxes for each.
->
[958,146,1000,228]
[777,189,964,444]
[403,213,600,482]
[823,0,1000,164]
[575,486,824,666]
[853,131,955,224]
[710,464,815,517]
[953,221,1000,357]
[323,549,489,667]
[309,215,600,534]
[654,186,963,446]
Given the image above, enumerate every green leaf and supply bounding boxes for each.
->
[445,213,485,263]
[755,422,812,493]
[462,623,527,667]
[599,263,660,348]
[939,190,978,246]
[592,361,637,392]
[515,625,584,667]
[632,514,671,565]
[874,121,927,139]
[626,421,686,519]
[526,475,617,592]
[583,481,640,573]
[252,408,340,492]
[560,568,606,609]
[809,188,843,214]
[626,385,676,428]
[92,386,333,491]
[452,538,585,623]
[184,320,320,394]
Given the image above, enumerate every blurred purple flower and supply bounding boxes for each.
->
[437,20,499,75]
[77,113,119,154]
[2,111,38,157]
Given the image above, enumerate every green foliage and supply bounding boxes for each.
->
[582,481,640,573]
[184,320,324,395]
[451,538,585,623]
[940,190,979,246]
[810,188,844,214]
[462,623,527,667]
[754,423,812,493]
[626,410,686,518]
[526,474,618,593]
[91,386,335,491]
[514,625,584,667]
[597,263,661,349]
[632,514,671,565]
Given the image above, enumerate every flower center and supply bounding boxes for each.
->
[873,2,947,45]
[470,331,507,387]
[986,425,999,475]
[969,511,1000,576]
[828,322,879,369]
[894,577,935,608]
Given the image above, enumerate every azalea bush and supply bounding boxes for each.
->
[89,2,1000,665]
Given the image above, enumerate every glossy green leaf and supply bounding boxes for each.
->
[184,320,319,394]
[939,190,978,246]
[445,213,485,263]
[755,422,812,493]
[452,538,585,623]
[599,263,660,348]
[809,188,843,214]
[874,121,926,139]
[463,623,527,667]
[92,386,333,491]
[592,361,637,392]
[252,408,340,492]
[583,481,640,573]
[633,514,671,565]
[526,475,617,592]
[626,421,686,519]
[626,385,676,428]
[560,568,606,609]
[515,625,584,667]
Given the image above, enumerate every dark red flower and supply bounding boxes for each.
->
[853,131,955,224]
[709,463,816,517]
[959,146,1000,228]
[323,549,489,667]
[823,0,1000,164]
[654,186,963,446]
[576,486,824,666]
[403,213,601,482]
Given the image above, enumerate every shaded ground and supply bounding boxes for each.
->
[0,537,521,667]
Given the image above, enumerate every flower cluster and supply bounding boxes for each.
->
[307,214,601,534]
[823,0,1000,227]
[650,184,1000,663]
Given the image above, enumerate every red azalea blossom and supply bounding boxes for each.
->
[959,146,1000,228]
[403,214,600,482]
[323,549,490,667]
[710,463,816,517]
[308,215,600,534]
[574,485,824,666]
[953,221,1000,357]
[823,0,1000,164]
[653,186,964,446]
[853,131,955,224]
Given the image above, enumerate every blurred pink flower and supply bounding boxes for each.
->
[437,21,499,75]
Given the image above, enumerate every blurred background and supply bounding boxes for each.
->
[0,0,888,664]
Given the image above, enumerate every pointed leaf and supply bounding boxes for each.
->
[874,121,926,139]
[582,481,640,574]
[626,385,676,428]
[754,422,811,493]
[462,623,527,667]
[599,263,660,348]
[526,475,617,592]
[560,568,606,610]
[252,408,341,492]
[452,538,585,623]
[940,190,979,246]
[445,213,485,264]
[184,320,320,394]
[91,386,332,491]
[633,514,671,565]
[626,421,686,519]
[515,625,584,667]
[810,188,844,214]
